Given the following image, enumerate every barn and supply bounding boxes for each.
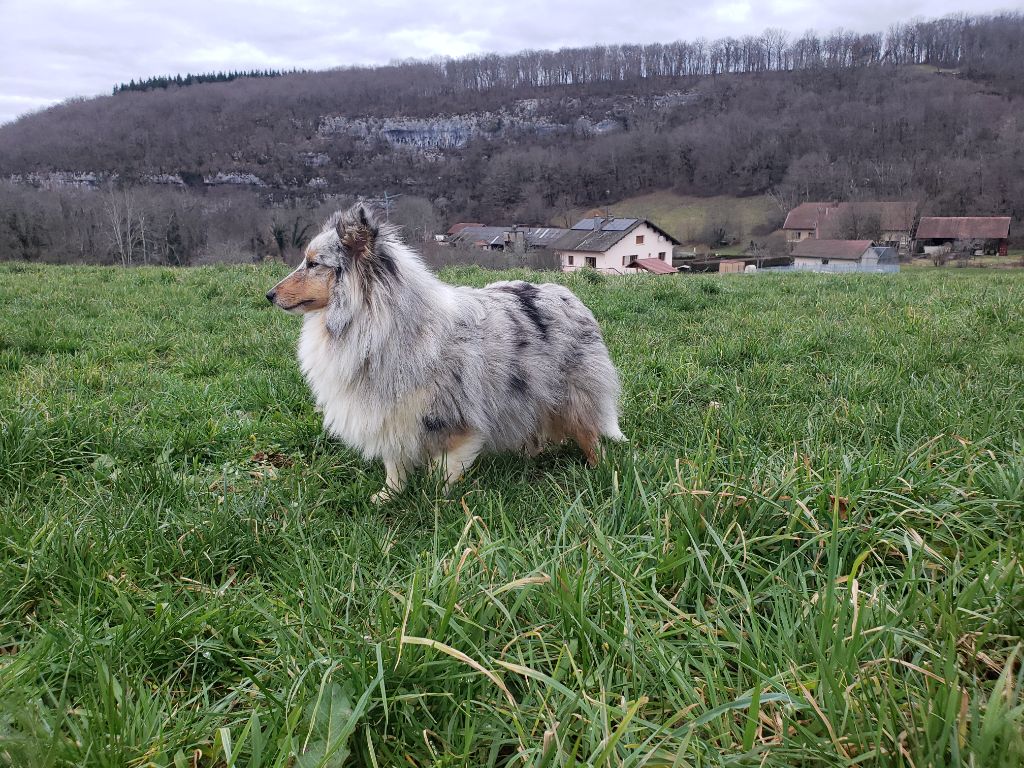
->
[784,201,918,254]
[915,217,1012,256]
[791,240,899,271]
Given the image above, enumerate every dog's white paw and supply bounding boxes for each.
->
[370,487,394,505]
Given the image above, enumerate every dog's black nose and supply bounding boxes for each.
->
[266,289,276,304]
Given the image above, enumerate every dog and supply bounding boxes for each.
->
[266,202,625,502]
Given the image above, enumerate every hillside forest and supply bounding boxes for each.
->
[0,11,1022,264]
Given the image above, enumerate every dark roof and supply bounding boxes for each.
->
[572,217,637,231]
[784,201,918,234]
[553,217,680,253]
[449,225,569,248]
[783,202,832,230]
[916,217,1011,240]
[451,226,509,247]
[522,227,570,247]
[553,218,642,252]
[791,239,874,260]
[626,258,678,275]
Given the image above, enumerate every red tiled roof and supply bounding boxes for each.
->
[784,201,918,234]
[626,258,677,274]
[916,217,1011,240]
[783,202,832,230]
[791,239,873,260]
[819,202,919,236]
[446,222,485,235]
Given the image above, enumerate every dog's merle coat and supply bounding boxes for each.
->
[268,203,624,500]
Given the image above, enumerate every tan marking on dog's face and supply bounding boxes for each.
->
[268,262,335,313]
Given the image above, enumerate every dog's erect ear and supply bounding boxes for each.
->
[337,202,378,257]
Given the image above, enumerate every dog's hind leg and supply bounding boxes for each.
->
[441,432,485,493]
[371,455,412,505]
[571,426,601,468]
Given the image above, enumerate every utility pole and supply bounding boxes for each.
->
[365,191,402,221]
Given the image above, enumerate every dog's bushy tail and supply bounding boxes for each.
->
[602,421,628,442]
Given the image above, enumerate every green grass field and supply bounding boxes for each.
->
[562,191,779,245]
[1,263,1023,767]
[903,252,1024,271]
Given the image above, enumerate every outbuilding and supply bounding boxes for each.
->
[625,258,678,275]
[791,239,899,271]
[915,217,1011,256]
[784,201,918,254]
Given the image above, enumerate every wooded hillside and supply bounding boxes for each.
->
[1,11,1021,264]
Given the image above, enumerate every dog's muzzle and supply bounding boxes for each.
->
[266,289,277,304]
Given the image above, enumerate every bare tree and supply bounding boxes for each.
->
[834,209,882,241]
[951,238,982,267]
[930,245,951,267]
[392,196,441,243]
[105,188,138,267]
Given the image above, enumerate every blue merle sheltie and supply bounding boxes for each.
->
[267,203,624,502]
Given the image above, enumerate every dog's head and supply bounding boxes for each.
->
[266,202,397,314]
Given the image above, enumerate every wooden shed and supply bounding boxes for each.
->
[915,217,1011,256]
[790,240,899,271]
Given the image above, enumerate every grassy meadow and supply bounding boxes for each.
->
[1,262,1023,767]
[561,191,779,245]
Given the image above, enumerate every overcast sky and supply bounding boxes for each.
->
[0,0,1017,125]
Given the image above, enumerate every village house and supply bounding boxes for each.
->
[784,201,918,253]
[782,202,832,243]
[446,223,484,236]
[552,217,681,274]
[791,239,899,270]
[914,217,1011,256]
[447,224,569,252]
[449,225,510,250]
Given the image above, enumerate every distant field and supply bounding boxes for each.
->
[564,191,781,245]
[903,252,1024,270]
[1,264,1023,766]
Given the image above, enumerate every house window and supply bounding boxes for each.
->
[635,235,644,245]
[622,255,628,266]
[567,254,574,266]
[658,251,666,260]
[585,257,597,268]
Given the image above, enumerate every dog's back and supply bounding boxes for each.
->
[423,279,623,461]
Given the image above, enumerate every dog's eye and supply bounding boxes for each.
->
[306,260,318,269]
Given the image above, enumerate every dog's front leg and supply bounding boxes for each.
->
[441,433,485,494]
[371,456,412,504]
